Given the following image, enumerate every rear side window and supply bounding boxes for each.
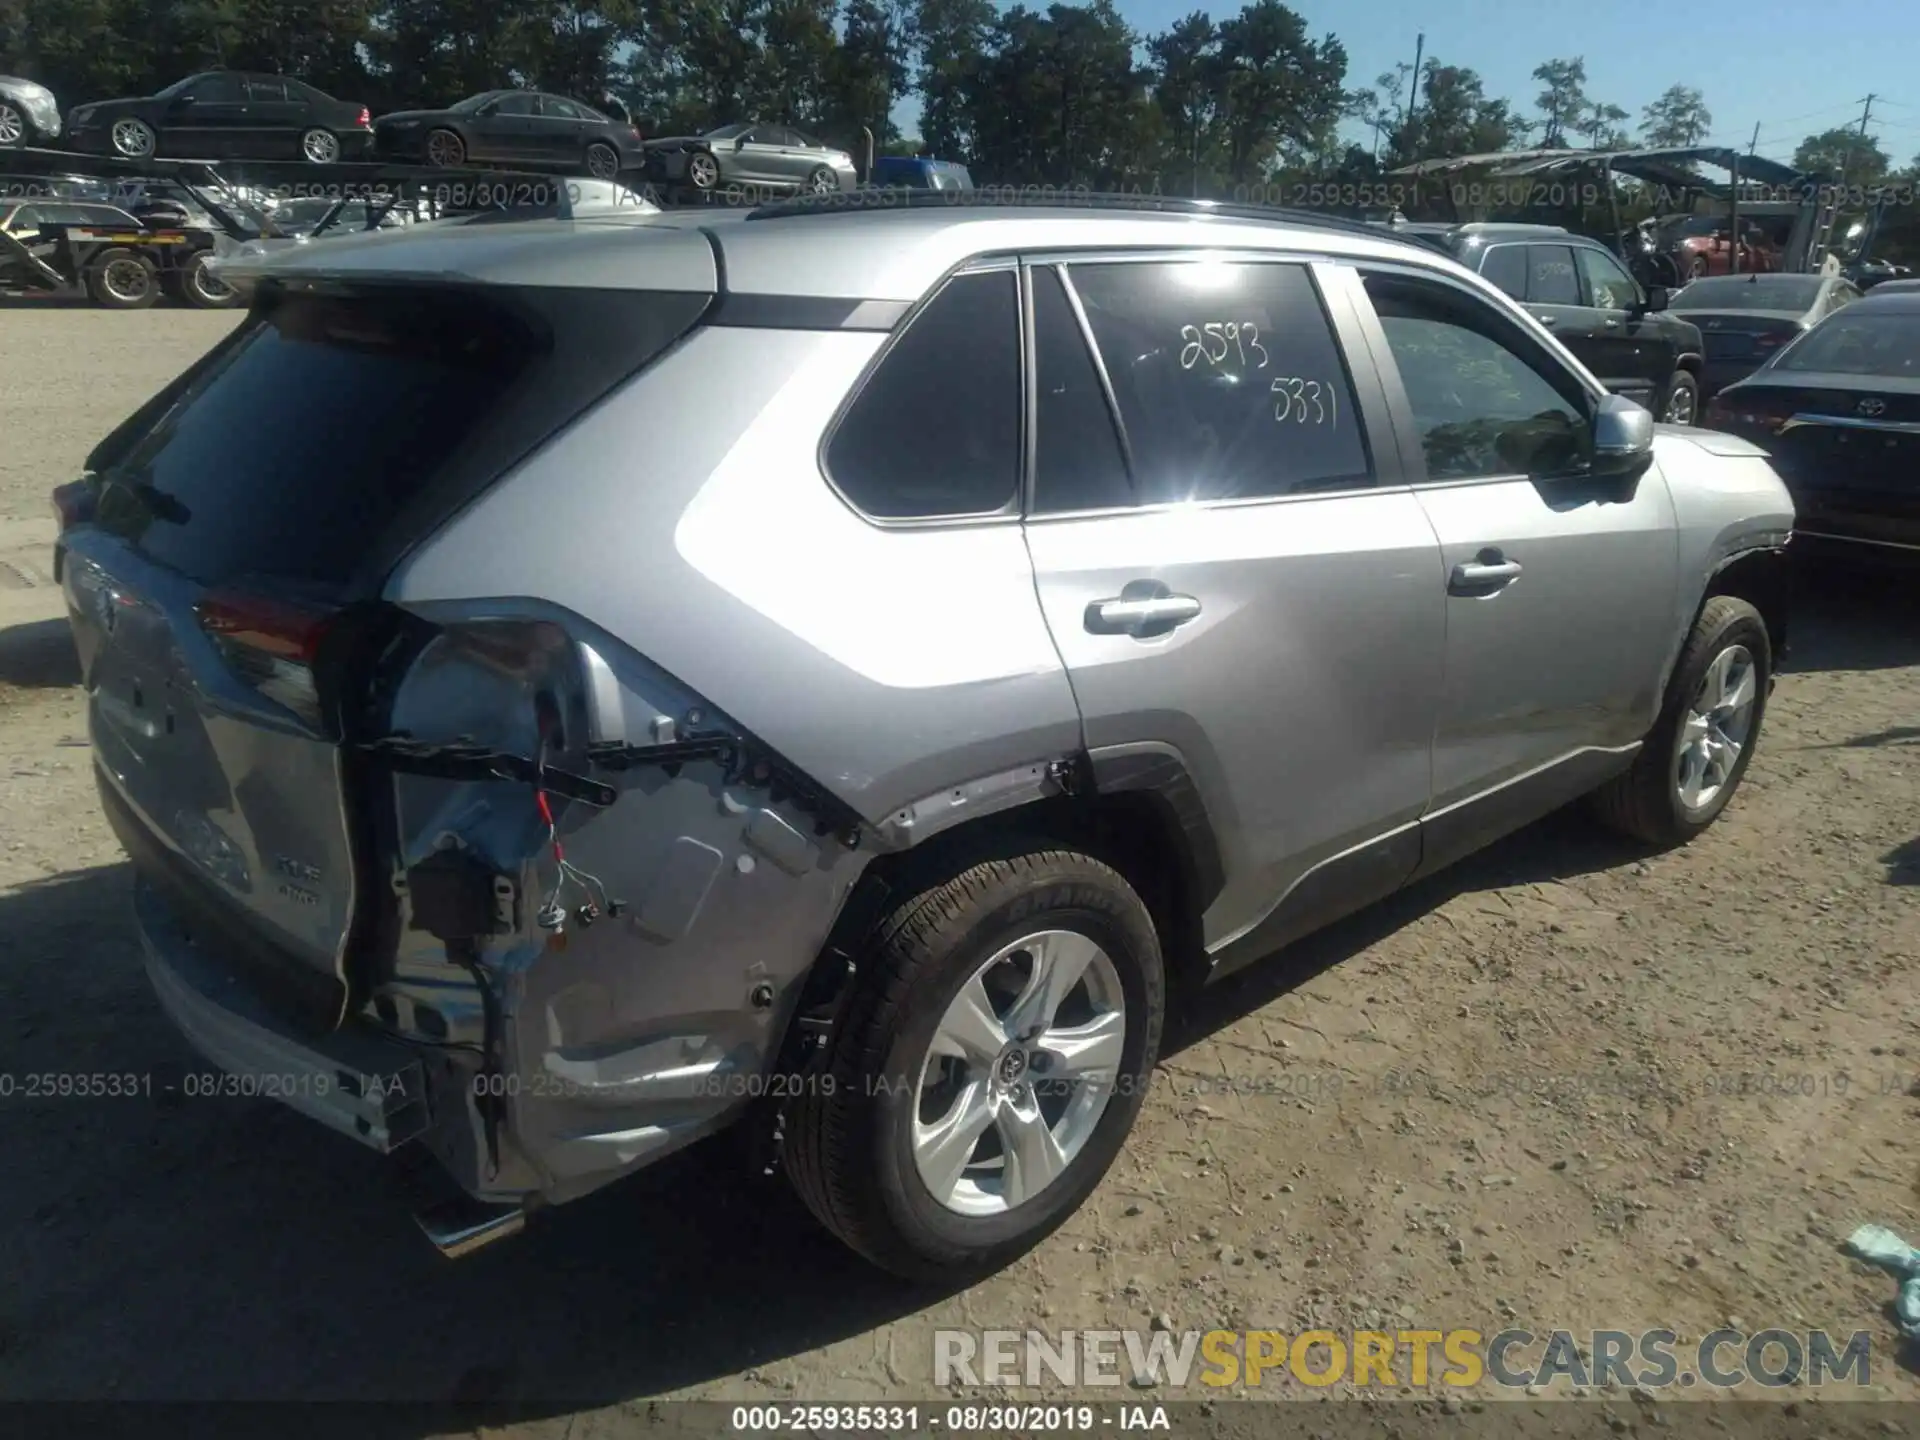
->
[1478,245,1526,300]
[1527,245,1581,305]
[825,270,1022,519]
[92,285,709,590]
[1067,259,1371,502]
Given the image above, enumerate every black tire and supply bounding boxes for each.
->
[784,845,1165,1282]
[179,252,239,309]
[425,128,465,167]
[111,117,157,159]
[1660,369,1700,425]
[1592,595,1771,846]
[86,248,159,310]
[585,142,619,179]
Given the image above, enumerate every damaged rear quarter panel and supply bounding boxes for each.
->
[378,325,1083,1203]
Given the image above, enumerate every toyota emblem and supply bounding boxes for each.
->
[1858,397,1887,417]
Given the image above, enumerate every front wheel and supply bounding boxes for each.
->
[804,165,838,196]
[111,117,157,159]
[686,150,719,191]
[425,128,465,167]
[1592,595,1770,846]
[784,846,1165,1281]
[0,100,25,148]
[1660,369,1700,425]
[179,252,239,309]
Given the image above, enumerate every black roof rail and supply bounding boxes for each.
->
[744,187,1401,245]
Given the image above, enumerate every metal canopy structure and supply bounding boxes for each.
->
[1391,145,1815,193]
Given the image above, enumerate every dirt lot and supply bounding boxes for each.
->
[2,305,1918,1429]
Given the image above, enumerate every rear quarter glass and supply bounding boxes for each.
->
[89,283,711,596]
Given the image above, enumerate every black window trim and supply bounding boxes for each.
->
[814,256,1028,530]
[1018,247,1390,523]
[1352,258,1606,493]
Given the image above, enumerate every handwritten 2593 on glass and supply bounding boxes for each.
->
[1176,320,1339,427]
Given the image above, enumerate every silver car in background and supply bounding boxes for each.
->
[56,193,1793,1281]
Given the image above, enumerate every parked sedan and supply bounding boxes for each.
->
[63,71,373,162]
[373,91,643,178]
[0,75,62,147]
[643,123,857,196]
[1704,288,1920,563]
[1672,272,1860,398]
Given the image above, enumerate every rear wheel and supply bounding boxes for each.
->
[1592,595,1770,846]
[87,248,160,310]
[111,117,158,159]
[585,142,619,179]
[425,128,465,167]
[301,127,340,163]
[784,845,1165,1281]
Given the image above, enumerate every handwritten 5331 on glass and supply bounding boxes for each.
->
[1176,321,1337,426]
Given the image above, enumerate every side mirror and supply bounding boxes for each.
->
[1590,392,1658,477]
[1642,285,1669,313]
[734,134,749,149]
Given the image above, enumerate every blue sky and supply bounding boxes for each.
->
[900,0,1920,169]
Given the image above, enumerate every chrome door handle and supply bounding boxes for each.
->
[1602,318,1620,329]
[1086,593,1202,636]
[1448,559,1523,593]
[1533,313,1557,325]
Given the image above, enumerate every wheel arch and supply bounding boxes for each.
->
[1703,543,1792,664]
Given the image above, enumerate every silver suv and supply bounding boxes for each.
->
[55,193,1794,1280]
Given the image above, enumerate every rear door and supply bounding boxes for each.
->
[241,75,303,157]
[531,94,591,165]
[1019,252,1446,970]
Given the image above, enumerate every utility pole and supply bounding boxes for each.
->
[1748,122,1759,156]
[1403,33,1424,128]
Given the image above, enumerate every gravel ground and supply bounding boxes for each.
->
[1,305,1917,1431]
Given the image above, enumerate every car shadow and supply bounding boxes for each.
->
[1780,559,1920,675]
[0,618,81,691]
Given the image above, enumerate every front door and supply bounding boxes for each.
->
[1018,253,1446,970]
[1574,243,1673,407]
[480,94,542,162]
[1347,264,1681,876]
[1517,240,1605,377]
[165,72,249,157]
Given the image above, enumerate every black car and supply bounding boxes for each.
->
[0,75,62,147]
[63,71,373,163]
[1704,289,1920,564]
[373,91,644,178]
[1670,272,1861,398]
[1400,222,1707,424]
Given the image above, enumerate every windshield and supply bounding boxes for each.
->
[1673,276,1822,313]
[704,123,750,141]
[1775,311,1920,377]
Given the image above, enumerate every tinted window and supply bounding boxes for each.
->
[1672,276,1823,312]
[189,74,245,103]
[1527,245,1581,305]
[1478,244,1526,300]
[1067,260,1371,502]
[825,270,1021,519]
[1364,272,1592,481]
[1033,268,1132,514]
[492,94,537,116]
[246,77,287,102]
[1576,246,1640,310]
[541,96,584,120]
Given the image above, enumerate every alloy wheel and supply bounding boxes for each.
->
[1665,384,1697,425]
[112,119,155,158]
[689,153,718,188]
[426,130,463,167]
[586,144,618,179]
[912,929,1127,1217]
[807,168,836,195]
[1674,644,1757,811]
[302,129,339,163]
[0,103,24,146]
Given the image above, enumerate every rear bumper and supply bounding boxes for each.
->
[136,876,432,1151]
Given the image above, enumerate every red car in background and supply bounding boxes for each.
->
[1657,214,1782,278]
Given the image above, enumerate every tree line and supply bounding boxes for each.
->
[1,0,1913,196]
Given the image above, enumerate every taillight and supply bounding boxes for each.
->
[356,107,370,128]
[52,477,95,531]
[194,592,337,724]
